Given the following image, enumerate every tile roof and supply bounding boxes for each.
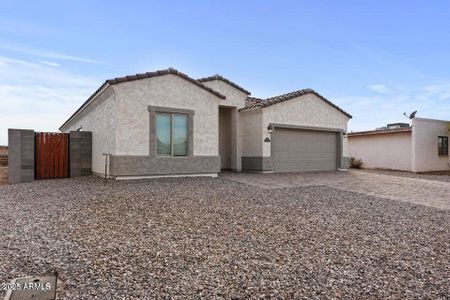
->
[240,88,352,118]
[60,68,226,130]
[197,74,251,95]
[107,68,225,98]
[347,127,412,137]
[246,96,263,103]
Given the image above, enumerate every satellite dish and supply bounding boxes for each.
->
[403,110,417,119]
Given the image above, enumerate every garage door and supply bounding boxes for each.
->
[272,128,338,172]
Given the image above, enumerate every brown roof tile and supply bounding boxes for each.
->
[197,74,251,95]
[239,88,352,118]
[106,68,225,99]
[60,68,226,130]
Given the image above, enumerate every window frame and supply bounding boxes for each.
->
[148,106,194,158]
[155,112,189,157]
[438,136,448,156]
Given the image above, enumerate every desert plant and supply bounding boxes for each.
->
[349,157,363,169]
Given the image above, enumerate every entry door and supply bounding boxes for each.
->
[219,108,232,169]
[272,128,337,172]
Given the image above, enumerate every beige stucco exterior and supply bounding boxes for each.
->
[348,117,450,172]
[60,70,351,177]
[113,74,221,156]
[239,109,263,157]
[261,94,350,157]
[201,80,247,109]
[347,131,412,171]
[202,79,248,171]
[412,118,450,172]
[62,86,117,175]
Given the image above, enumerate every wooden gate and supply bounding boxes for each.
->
[35,132,69,179]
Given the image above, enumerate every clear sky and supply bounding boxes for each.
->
[1,0,450,144]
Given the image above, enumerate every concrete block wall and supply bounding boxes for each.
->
[7,129,93,184]
[8,129,35,184]
[69,131,92,177]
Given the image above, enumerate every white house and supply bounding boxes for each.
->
[60,68,351,178]
[347,118,450,172]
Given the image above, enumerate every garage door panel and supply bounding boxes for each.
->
[272,128,337,172]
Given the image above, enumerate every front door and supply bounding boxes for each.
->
[219,107,232,170]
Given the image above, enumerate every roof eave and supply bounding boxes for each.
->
[347,128,412,137]
[59,82,110,131]
[59,68,227,131]
[198,75,251,95]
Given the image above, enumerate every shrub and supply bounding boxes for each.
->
[349,157,363,169]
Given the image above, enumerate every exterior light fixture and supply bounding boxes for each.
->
[268,124,273,133]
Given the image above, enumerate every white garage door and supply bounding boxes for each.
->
[272,128,338,172]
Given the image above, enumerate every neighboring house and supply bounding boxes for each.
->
[60,68,351,178]
[347,118,450,172]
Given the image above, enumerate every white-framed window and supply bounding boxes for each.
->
[156,112,188,156]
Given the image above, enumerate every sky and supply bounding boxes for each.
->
[1,0,450,145]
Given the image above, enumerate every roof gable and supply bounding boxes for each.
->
[197,74,251,95]
[240,89,352,118]
[107,68,225,98]
[60,68,225,130]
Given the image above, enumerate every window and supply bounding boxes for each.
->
[438,136,448,156]
[156,113,188,156]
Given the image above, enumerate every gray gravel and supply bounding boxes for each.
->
[359,169,450,183]
[0,176,449,299]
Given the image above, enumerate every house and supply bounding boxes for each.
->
[59,68,351,178]
[347,118,450,172]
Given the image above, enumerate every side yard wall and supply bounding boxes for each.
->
[412,118,450,172]
[61,86,116,175]
[347,132,412,171]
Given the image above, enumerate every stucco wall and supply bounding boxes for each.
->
[348,132,412,171]
[201,80,247,171]
[261,94,350,156]
[412,118,450,172]
[239,109,263,157]
[201,80,247,109]
[114,74,222,156]
[61,86,116,175]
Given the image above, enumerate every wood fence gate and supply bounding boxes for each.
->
[35,132,69,179]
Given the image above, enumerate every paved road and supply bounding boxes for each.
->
[220,170,450,210]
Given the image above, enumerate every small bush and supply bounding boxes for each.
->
[349,157,363,169]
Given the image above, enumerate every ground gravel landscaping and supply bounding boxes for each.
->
[0,176,449,299]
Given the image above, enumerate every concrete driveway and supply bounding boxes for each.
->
[220,170,450,210]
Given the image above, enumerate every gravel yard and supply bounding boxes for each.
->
[0,176,449,299]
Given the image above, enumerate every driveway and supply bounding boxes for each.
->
[219,169,450,210]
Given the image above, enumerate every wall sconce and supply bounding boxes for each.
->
[268,124,273,133]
